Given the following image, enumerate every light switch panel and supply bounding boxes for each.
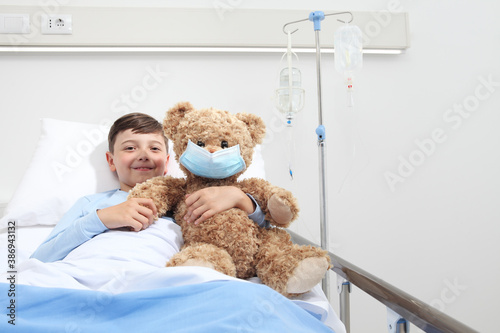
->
[0,14,30,34]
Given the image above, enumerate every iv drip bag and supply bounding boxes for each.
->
[334,24,363,106]
[274,32,303,180]
[275,31,304,121]
[334,24,363,75]
[275,67,304,117]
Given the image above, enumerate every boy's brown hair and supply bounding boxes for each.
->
[108,112,168,153]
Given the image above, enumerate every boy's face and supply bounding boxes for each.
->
[106,129,169,192]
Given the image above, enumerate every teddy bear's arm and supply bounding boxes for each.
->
[128,176,187,218]
[238,178,299,228]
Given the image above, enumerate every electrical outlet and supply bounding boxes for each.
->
[41,14,72,35]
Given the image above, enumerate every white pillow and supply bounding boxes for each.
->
[0,118,265,229]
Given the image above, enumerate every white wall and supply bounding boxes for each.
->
[1,1,499,332]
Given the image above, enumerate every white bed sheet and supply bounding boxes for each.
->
[0,225,53,271]
[0,222,346,333]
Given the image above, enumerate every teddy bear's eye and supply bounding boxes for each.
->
[197,141,205,147]
[221,141,229,149]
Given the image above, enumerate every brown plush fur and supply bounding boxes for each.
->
[129,101,331,297]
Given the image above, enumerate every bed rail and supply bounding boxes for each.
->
[288,231,479,333]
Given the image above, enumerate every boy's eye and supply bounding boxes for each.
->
[221,141,228,149]
[197,141,205,147]
[125,146,135,150]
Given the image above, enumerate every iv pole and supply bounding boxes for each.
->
[282,11,353,300]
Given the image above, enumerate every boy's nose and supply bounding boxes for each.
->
[138,151,150,160]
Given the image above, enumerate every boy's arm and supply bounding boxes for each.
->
[183,186,267,227]
[31,193,158,262]
[30,196,108,262]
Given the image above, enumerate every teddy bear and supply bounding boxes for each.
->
[128,101,331,297]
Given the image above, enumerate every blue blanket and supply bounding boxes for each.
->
[1,281,334,332]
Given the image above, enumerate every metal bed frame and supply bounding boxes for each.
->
[289,230,478,333]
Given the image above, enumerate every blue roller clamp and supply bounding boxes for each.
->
[316,124,325,140]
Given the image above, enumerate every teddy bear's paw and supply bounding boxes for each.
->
[167,243,237,277]
[179,258,215,270]
[286,257,330,294]
[167,254,216,271]
[268,194,293,226]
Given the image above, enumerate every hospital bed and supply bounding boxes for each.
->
[0,118,478,332]
[0,118,345,332]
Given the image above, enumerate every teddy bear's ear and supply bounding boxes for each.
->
[236,113,266,145]
[163,101,195,138]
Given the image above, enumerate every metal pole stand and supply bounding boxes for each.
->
[308,10,331,301]
[282,9,353,303]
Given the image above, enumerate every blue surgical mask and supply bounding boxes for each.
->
[179,140,246,179]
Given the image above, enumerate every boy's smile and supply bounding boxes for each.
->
[131,164,155,171]
[106,129,169,192]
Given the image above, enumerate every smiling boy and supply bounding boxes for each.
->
[31,112,264,262]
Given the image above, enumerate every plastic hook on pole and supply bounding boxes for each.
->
[308,11,325,31]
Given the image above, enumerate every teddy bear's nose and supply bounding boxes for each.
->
[208,147,218,153]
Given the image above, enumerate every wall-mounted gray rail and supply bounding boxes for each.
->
[0,6,409,53]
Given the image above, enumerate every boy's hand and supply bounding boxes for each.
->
[184,186,255,225]
[97,198,158,231]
